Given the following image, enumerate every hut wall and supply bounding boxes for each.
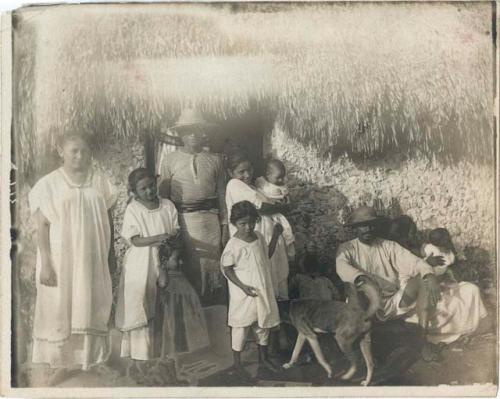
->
[266,127,496,272]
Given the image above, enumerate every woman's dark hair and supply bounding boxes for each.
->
[227,150,251,172]
[128,168,156,195]
[230,200,259,226]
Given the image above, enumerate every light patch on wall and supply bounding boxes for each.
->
[105,56,277,101]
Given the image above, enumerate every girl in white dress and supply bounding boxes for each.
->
[418,228,487,344]
[29,134,118,384]
[221,201,281,377]
[115,168,180,362]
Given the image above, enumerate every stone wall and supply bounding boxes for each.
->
[266,127,496,270]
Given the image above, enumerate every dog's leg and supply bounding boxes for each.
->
[283,333,306,369]
[306,336,332,378]
[359,333,374,386]
[336,335,357,381]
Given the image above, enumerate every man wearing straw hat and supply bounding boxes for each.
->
[158,109,228,306]
[336,206,444,361]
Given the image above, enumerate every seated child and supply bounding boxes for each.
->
[157,244,210,358]
[255,159,295,299]
[421,228,457,286]
[415,227,488,344]
[221,200,282,377]
[289,252,340,301]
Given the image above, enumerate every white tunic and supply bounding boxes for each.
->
[226,178,291,299]
[116,198,179,332]
[221,232,280,329]
[29,167,117,369]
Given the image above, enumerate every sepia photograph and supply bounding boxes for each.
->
[2,1,498,396]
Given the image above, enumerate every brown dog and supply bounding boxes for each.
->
[283,283,380,386]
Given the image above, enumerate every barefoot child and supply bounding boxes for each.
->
[157,245,210,358]
[116,168,179,362]
[255,159,296,299]
[29,133,118,385]
[221,201,281,376]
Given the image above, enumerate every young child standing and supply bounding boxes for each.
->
[157,245,210,358]
[221,201,281,376]
[255,159,295,299]
[116,168,180,362]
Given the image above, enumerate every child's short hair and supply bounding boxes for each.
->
[230,201,259,225]
[429,228,453,248]
[159,240,184,263]
[265,159,286,175]
[227,151,251,172]
[128,168,156,195]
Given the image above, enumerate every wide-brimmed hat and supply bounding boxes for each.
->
[345,206,386,227]
[169,108,217,133]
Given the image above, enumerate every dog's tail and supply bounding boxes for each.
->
[345,282,381,320]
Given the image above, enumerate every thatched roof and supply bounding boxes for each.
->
[13,2,494,176]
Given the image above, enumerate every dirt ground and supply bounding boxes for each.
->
[19,296,497,388]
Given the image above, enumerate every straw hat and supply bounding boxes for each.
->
[345,206,386,227]
[170,108,217,133]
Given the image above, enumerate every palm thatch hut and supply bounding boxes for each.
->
[11,2,496,377]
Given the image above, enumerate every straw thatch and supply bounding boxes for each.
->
[13,2,494,178]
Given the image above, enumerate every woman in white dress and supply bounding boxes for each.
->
[115,168,180,362]
[29,134,118,384]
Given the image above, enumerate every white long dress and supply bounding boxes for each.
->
[28,167,117,370]
[220,232,280,329]
[416,243,488,344]
[115,198,179,360]
[226,178,291,300]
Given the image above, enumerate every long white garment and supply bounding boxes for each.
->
[226,178,290,299]
[406,282,487,344]
[115,198,179,360]
[28,167,117,369]
[221,232,280,329]
[116,199,179,330]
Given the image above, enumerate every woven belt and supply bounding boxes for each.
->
[175,198,218,213]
